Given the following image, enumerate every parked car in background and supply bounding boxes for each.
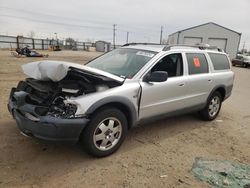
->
[232,54,250,68]
[8,44,234,157]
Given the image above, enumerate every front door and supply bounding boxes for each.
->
[139,53,188,119]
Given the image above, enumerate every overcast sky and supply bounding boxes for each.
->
[0,0,249,49]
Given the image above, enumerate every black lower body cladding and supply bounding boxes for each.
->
[8,87,89,143]
[13,110,88,143]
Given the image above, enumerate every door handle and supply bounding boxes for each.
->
[208,79,212,82]
[179,83,185,86]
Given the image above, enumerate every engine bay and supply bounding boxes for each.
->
[15,67,122,119]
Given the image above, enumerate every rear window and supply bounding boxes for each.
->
[186,53,209,75]
[208,53,230,70]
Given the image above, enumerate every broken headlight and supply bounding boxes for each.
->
[47,96,77,119]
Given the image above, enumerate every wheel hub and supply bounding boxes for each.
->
[93,117,122,151]
[208,96,220,117]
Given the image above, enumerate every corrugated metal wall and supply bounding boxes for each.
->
[0,35,52,50]
[0,35,17,49]
[168,23,241,58]
[0,35,95,51]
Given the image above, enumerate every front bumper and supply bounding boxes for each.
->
[8,88,89,143]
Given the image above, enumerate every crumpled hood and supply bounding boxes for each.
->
[22,60,125,82]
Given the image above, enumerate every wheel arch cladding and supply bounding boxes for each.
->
[86,96,138,129]
[216,87,225,100]
[209,85,226,102]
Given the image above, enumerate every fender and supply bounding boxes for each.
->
[86,96,138,127]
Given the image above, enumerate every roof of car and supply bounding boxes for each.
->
[122,44,165,52]
[122,43,225,54]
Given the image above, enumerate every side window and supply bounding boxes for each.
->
[208,53,230,70]
[186,53,208,75]
[151,53,183,77]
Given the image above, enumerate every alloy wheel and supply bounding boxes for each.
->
[208,96,220,117]
[93,117,122,151]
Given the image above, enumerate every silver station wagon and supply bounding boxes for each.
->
[8,44,234,157]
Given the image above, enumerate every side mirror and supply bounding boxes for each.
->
[144,71,168,82]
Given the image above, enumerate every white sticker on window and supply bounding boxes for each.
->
[136,51,154,58]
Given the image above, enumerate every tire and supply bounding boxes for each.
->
[243,63,248,68]
[200,91,222,121]
[81,107,128,157]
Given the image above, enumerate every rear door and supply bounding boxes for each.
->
[184,52,213,107]
[139,53,188,119]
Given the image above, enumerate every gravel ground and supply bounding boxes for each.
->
[0,50,249,188]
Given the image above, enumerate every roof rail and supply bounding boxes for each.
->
[122,43,164,47]
[163,44,224,52]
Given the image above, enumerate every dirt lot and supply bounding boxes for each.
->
[0,50,249,188]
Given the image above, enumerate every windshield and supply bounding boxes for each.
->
[86,48,157,78]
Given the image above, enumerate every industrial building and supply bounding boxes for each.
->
[168,22,241,58]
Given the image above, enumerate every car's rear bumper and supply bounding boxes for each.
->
[8,88,89,143]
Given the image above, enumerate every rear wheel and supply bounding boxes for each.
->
[81,107,128,157]
[200,91,222,121]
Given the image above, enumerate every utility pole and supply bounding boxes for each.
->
[242,41,246,54]
[126,32,129,44]
[160,25,163,44]
[113,24,116,49]
[54,32,58,45]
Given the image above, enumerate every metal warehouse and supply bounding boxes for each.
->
[168,22,241,58]
[95,40,111,52]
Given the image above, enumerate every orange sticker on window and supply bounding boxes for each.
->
[193,58,200,67]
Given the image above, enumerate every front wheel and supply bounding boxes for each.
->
[200,92,222,121]
[81,107,128,157]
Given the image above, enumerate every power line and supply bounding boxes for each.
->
[0,14,157,39]
[0,13,162,44]
[0,6,114,26]
[0,6,160,37]
[0,14,113,31]
[118,24,161,33]
[0,6,161,33]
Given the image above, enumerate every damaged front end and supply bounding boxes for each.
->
[8,61,123,142]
